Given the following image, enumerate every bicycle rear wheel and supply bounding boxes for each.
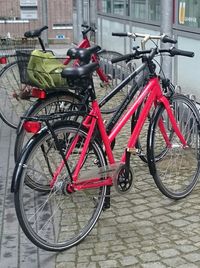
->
[14,91,82,162]
[14,122,107,251]
[147,94,200,199]
[96,50,133,114]
[0,61,33,129]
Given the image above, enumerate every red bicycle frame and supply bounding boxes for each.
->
[50,76,187,191]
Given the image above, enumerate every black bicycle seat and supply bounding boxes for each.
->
[24,26,48,38]
[67,45,101,64]
[61,62,99,79]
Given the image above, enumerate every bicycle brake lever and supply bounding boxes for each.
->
[132,46,140,51]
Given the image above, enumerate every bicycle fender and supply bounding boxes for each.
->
[11,128,48,193]
[12,120,86,193]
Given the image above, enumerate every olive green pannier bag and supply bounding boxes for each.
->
[27,49,67,89]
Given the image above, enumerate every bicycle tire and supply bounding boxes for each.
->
[0,61,34,129]
[147,94,200,199]
[14,91,82,162]
[96,50,133,114]
[14,121,107,251]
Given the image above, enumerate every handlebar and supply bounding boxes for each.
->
[161,35,177,44]
[111,53,135,64]
[81,24,96,37]
[111,47,194,64]
[112,32,177,50]
[169,47,194,57]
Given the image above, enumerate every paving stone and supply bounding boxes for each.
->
[56,262,76,268]
[162,257,187,267]
[119,255,139,266]
[157,248,180,258]
[99,259,118,268]
[176,264,199,268]
[183,253,200,262]
[141,262,167,268]
[139,252,160,262]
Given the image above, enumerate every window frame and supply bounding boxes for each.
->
[173,0,200,34]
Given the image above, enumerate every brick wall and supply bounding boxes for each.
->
[0,0,73,43]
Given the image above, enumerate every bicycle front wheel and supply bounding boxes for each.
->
[147,94,200,199]
[0,61,33,129]
[14,122,107,251]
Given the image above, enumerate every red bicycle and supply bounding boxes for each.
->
[12,34,200,251]
[0,24,130,130]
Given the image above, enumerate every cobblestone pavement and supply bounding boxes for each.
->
[1,110,200,268]
[1,50,200,267]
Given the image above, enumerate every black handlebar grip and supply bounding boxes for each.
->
[170,47,194,57]
[161,35,177,44]
[81,24,89,28]
[111,53,133,64]
[112,32,128,37]
[87,45,102,54]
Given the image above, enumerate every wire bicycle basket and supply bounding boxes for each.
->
[16,49,68,90]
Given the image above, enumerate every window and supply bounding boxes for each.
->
[102,0,112,13]
[99,0,160,23]
[130,0,146,20]
[113,0,124,15]
[148,0,160,22]
[178,0,200,28]
[130,0,160,22]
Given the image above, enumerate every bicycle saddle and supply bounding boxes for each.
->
[67,45,101,64]
[61,62,99,79]
[24,26,48,38]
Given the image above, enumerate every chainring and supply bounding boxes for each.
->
[114,164,133,194]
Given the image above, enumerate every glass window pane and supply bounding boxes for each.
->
[113,0,125,15]
[178,0,200,28]
[130,0,160,22]
[126,0,130,16]
[148,0,160,21]
[102,0,112,13]
[130,0,146,20]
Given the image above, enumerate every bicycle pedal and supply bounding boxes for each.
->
[127,148,137,155]
[127,148,143,156]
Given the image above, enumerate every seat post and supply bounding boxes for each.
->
[88,76,96,101]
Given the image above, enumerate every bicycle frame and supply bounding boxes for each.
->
[49,76,188,192]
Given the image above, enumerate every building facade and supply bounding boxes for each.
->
[73,0,200,100]
[0,0,73,43]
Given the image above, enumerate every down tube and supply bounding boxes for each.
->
[108,79,156,144]
[124,89,156,162]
